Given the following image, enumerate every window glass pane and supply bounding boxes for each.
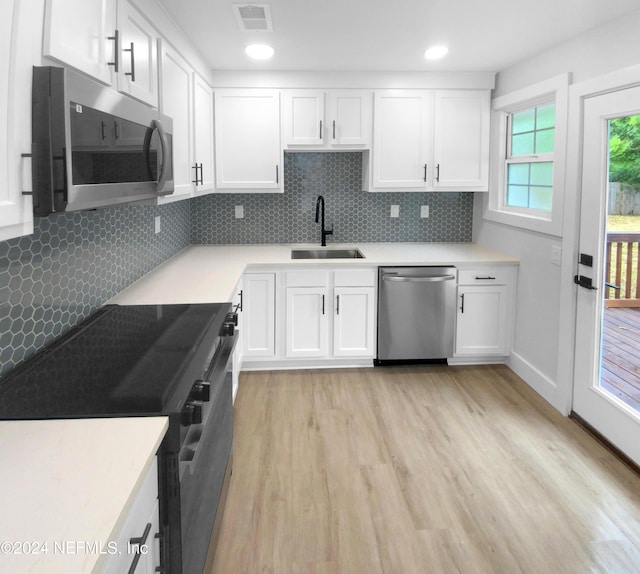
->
[529,186,552,211]
[512,109,535,134]
[535,128,555,153]
[507,163,530,185]
[507,185,529,207]
[530,162,553,186]
[536,103,555,130]
[512,133,535,156]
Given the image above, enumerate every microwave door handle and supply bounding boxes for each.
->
[153,119,169,192]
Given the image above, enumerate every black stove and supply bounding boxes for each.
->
[0,302,238,574]
[0,303,230,417]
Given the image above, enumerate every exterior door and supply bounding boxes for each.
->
[572,86,640,465]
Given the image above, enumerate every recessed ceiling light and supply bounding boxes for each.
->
[424,45,448,60]
[245,44,274,60]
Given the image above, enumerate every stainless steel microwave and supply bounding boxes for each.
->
[31,66,174,216]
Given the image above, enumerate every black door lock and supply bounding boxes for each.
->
[574,275,598,290]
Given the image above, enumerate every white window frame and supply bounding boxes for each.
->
[483,74,569,236]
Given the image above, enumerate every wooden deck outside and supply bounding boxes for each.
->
[601,306,640,412]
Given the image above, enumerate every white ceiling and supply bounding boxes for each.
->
[159,0,640,73]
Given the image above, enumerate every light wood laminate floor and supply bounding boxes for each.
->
[209,365,640,573]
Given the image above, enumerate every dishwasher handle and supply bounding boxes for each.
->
[382,274,456,283]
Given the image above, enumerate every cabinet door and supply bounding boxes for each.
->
[455,285,508,356]
[285,287,329,358]
[158,40,193,203]
[333,287,375,357]
[214,90,281,190]
[117,0,158,107]
[243,273,276,357]
[193,73,215,195]
[43,0,117,85]
[433,90,489,190]
[283,90,324,146]
[0,0,34,241]
[372,91,433,189]
[328,91,371,147]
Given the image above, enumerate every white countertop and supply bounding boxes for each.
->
[110,243,519,304]
[0,417,168,573]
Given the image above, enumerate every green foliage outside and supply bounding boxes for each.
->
[609,115,640,185]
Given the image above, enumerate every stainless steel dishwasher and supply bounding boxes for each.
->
[376,266,457,363]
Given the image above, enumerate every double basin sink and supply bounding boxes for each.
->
[291,248,364,259]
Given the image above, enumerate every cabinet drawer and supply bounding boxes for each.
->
[457,268,512,285]
[334,268,376,287]
[285,270,329,287]
[101,457,159,574]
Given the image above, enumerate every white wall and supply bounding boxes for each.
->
[473,8,640,413]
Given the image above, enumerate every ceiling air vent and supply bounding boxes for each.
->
[233,3,273,32]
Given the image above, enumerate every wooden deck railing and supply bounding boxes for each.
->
[605,231,640,308]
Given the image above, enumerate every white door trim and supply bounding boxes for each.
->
[556,64,640,417]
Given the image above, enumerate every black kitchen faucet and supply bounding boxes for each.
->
[315,195,334,246]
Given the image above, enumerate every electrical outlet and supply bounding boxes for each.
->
[420,205,430,218]
[235,205,244,219]
[390,205,400,218]
[154,216,161,234]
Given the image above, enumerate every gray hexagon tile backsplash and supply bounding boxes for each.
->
[1,151,473,378]
[0,202,190,377]
[191,152,473,244]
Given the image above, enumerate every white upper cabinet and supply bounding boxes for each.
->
[116,0,159,107]
[43,0,117,86]
[370,89,490,192]
[214,90,282,191]
[192,73,215,195]
[158,39,193,203]
[283,90,324,146]
[433,90,490,190]
[372,90,433,189]
[282,89,371,149]
[43,0,158,107]
[1,0,34,241]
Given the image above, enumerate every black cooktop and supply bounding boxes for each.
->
[0,303,230,419]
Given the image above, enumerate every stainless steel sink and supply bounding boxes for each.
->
[291,248,365,259]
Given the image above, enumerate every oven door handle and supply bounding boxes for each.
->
[154,119,169,192]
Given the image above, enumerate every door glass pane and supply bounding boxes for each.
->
[600,113,640,414]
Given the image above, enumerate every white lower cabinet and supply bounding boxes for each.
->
[454,267,516,358]
[242,267,376,369]
[284,268,376,362]
[333,286,375,357]
[101,457,160,574]
[285,286,329,358]
[242,273,276,358]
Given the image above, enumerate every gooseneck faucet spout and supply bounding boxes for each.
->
[315,195,333,247]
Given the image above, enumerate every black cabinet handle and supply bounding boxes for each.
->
[460,293,465,313]
[128,522,152,574]
[336,295,340,315]
[423,164,427,182]
[319,120,323,140]
[475,276,496,281]
[322,294,325,315]
[275,165,279,184]
[332,120,336,140]
[436,163,440,182]
[107,30,119,72]
[124,42,135,82]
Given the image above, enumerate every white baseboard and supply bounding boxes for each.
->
[507,351,568,414]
